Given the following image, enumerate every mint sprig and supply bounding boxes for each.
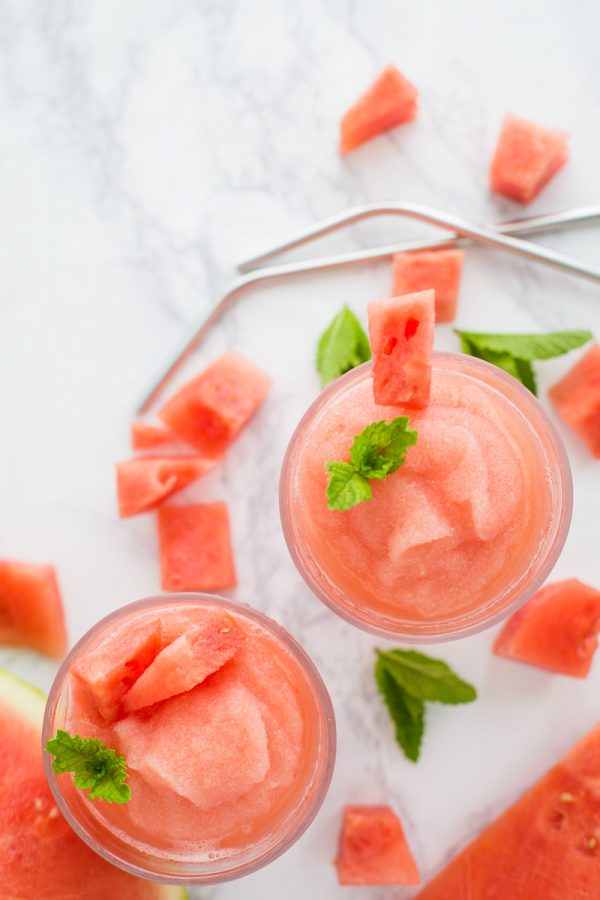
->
[45,730,131,803]
[456,329,593,395]
[316,306,371,387]
[375,649,477,762]
[326,417,417,511]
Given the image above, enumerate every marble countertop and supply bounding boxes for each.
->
[1,1,600,897]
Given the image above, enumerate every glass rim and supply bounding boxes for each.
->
[42,593,337,885]
[279,353,573,642]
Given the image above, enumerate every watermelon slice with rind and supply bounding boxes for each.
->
[0,667,186,900]
[0,559,67,658]
[490,113,569,204]
[116,456,218,518]
[340,65,418,154]
[335,805,420,885]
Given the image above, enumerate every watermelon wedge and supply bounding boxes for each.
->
[493,579,600,677]
[123,610,246,713]
[157,503,237,592]
[131,421,178,451]
[391,250,464,323]
[490,113,569,204]
[368,290,435,408]
[158,352,271,458]
[549,344,600,458]
[0,667,186,900]
[116,456,217,518]
[340,65,418,154]
[416,723,600,899]
[0,559,67,658]
[335,805,420,886]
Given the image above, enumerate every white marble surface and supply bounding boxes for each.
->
[1,0,600,896]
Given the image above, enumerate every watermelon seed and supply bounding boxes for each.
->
[585,836,598,851]
[560,792,575,804]
[34,798,43,811]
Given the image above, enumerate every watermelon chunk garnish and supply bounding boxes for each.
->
[368,290,435,408]
[0,559,67,658]
[490,113,569,204]
[392,250,464,323]
[122,610,246,714]
[493,579,600,678]
[157,503,237,592]
[335,805,420,886]
[116,455,218,518]
[158,352,271,458]
[549,344,600,458]
[416,723,600,899]
[340,65,418,154]
[130,421,179,451]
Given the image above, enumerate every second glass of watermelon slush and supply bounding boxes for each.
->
[280,354,572,641]
[42,595,336,885]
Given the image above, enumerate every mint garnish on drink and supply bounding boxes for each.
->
[316,306,371,387]
[45,730,131,803]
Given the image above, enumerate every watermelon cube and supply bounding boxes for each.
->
[336,805,420,886]
[71,619,162,722]
[130,421,178,451]
[158,352,271,458]
[0,559,67,658]
[368,290,435,408]
[549,344,600,458]
[158,503,237,592]
[122,610,246,713]
[392,250,464,323]
[493,579,600,678]
[340,65,418,154]
[116,455,217,518]
[490,113,569,204]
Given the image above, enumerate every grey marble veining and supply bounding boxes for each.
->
[1,1,600,897]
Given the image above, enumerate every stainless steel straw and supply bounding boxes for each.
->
[138,203,600,413]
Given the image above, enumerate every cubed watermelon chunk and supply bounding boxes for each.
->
[116,455,217,518]
[158,503,236,592]
[130,422,178,451]
[490,113,569,204]
[158,352,271,458]
[71,619,162,722]
[416,723,600,899]
[336,805,420,886]
[391,250,464,323]
[493,579,600,678]
[122,610,245,713]
[115,680,269,810]
[549,344,600,458]
[368,290,435,408]
[340,65,418,154]
[0,560,67,658]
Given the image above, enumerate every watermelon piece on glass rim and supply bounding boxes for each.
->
[392,250,464,324]
[116,456,218,518]
[368,290,435,408]
[0,559,67,659]
[340,65,418,154]
[158,503,237,592]
[335,805,420,886]
[490,113,569,204]
[549,344,600,459]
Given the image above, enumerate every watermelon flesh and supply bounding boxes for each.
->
[340,65,418,154]
[493,579,600,677]
[116,455,218,518]
[490,113,569,204]
[416,723,600,899]
[0,559,67,658]
[158,502,237,592]
[0,667,185,900]
[130,421,179,451]
[71,619,162,722]
[122,610,246,713]
[368,290,435,408]
[158,352,271,458]
[336,805,420,886]
[549,344,600,458]
[391,250,464,323]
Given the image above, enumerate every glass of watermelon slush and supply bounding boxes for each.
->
[280,354,572,641]
[42,595,336,885]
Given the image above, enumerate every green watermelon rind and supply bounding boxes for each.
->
[0,667,189,900]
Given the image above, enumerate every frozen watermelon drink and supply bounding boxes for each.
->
[42,596,335,885]
[281,344,571,641]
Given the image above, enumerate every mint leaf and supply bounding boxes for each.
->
[316,307,371,387]
[45,730,131,804]
[350,418,417,479]
[377,649,477,704]
[375,656,424,762]
[325,461,371,510]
